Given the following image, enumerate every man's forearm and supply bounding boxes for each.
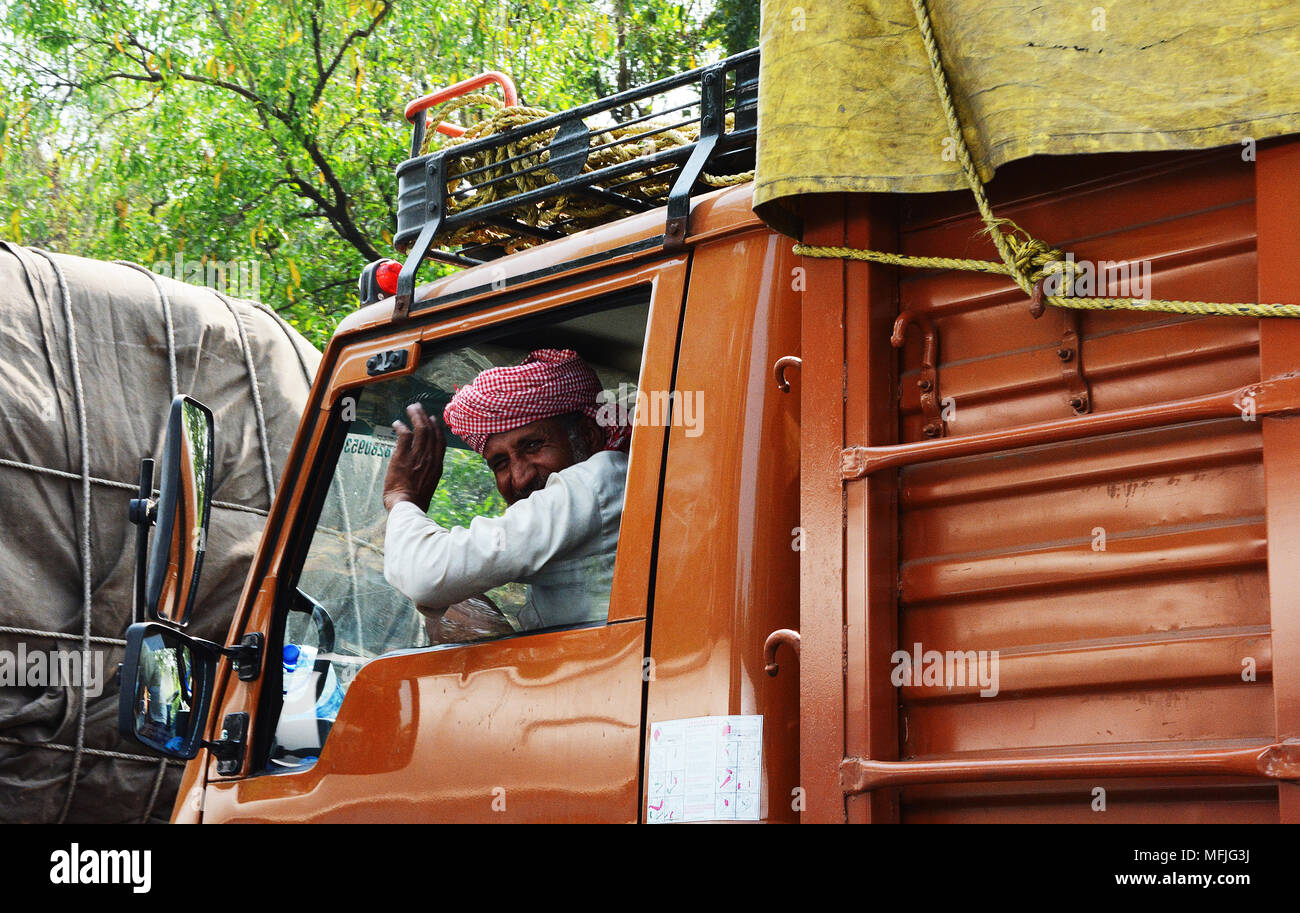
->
[383,455,606,607]
[383,501,523,608]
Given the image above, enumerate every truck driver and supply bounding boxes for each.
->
[381,348,630,639]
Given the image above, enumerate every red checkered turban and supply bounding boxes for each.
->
[443,348,630,455]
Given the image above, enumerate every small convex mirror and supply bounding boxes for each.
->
[146,396,214,626]
[118,623,217,760]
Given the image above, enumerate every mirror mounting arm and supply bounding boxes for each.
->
[186,631,264,682]
[128,458,157,625]
[226,633,264,682]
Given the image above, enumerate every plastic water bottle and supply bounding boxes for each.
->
[282,643,343,722]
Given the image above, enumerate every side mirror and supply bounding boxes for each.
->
[118,623,217,760]
[118,622,263,761]
[131,395,214,627]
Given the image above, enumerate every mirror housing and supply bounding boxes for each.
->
[118,623,263,761]
[118,623,218,760]
[140,395,214,627]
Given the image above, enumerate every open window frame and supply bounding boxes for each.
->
[245,255,690,783]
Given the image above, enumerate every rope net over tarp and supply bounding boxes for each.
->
[0,243,320,822]
[754,0,1300,237]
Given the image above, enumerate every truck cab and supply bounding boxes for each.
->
[128,51,805,823]
[196,185,799,823]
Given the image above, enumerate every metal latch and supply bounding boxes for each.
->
[366,348,409,376]
[209,712,249,777]
[892,310,945,438]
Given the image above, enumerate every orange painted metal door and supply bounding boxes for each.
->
[201,257,689,823]
[800,141,1300,823]
[641,229,803,823]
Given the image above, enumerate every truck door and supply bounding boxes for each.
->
[800,143,1300,823]
[193,255,687,822]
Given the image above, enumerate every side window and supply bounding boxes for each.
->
[268,294,650,769]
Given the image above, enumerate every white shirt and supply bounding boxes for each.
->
[384,450,628,630]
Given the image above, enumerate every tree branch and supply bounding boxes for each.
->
[309,0,326,89]
[26,8,384,265]
[92,90,164,129]
[284,162,381,261]
[310,0,393,105]
[303,276,356,296]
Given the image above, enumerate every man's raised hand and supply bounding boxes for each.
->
[382,402,446,513]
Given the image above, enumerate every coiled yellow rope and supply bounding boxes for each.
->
[795,0,1300,319]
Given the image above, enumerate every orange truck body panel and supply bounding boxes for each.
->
[803,142,1300,823]
[178,139,1300,823]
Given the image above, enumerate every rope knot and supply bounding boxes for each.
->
[988,221,1080,316]
[996,226,1065,285]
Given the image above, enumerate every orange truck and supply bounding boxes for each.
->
[119,22,1300,823]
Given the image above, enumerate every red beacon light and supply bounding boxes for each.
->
[358,258,402,306]
[375,259,401,295]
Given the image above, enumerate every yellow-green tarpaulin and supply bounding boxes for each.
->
[755,0,1300,236]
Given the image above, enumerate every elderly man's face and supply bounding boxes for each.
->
[482,414,599,504]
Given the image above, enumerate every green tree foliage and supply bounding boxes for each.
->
[429,447,507,529]
[707,0,761,56]
[0,1,757,349]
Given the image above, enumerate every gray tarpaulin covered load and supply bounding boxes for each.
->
[0,243,320,822]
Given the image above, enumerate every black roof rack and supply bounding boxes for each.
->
[386,48,759,318]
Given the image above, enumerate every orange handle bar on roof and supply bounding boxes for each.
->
[404,71,519,138]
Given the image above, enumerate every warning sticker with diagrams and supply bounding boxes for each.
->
[645,715,762,823]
